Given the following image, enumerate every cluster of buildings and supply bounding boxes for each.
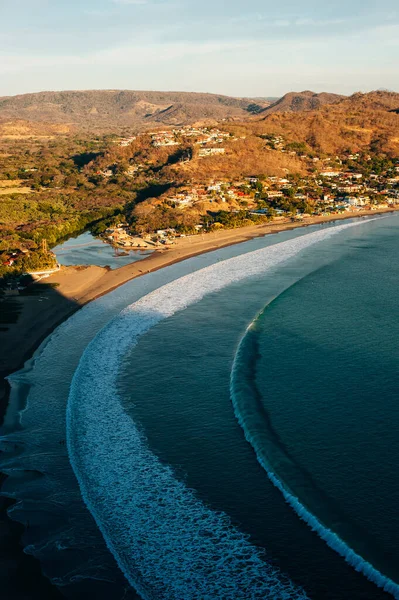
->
[160,179,257,209]
[316,167,399,210]
[264,134,286,151]
[113,126,236,148]
[103,225,190,248]
[103,226,155,249]
[114,127,236,157]
[114,136,137,147]
[150,126,233,148]
[150,167,399,214]
[198,147,226,157]
[176,167,398,212]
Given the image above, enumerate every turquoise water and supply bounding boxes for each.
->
[115,214,398,599]
[232,216,399,592]
[2,215,398,599]
[53,231,153,269]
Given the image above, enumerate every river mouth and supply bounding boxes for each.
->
[53,231,153,269]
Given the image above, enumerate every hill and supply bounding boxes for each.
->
[260,91,345,115]
[0,119,73,139]
[0,90,271,130]
[253,91,399,155]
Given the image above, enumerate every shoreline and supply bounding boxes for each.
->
[0,206,397,599]
[1,207,398,385]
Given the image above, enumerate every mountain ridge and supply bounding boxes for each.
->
[253,90,399,155]
[0,89,271,129]
[260,90,346,116]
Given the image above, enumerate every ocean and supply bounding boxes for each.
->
[1,214,398,599]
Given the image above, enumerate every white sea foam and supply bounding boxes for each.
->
[67,219,378,600]
[231,325,399,600]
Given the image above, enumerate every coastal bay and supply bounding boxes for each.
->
[0,210,397,600]
[1,208,397,384]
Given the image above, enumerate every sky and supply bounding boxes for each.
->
[0,0,398,98]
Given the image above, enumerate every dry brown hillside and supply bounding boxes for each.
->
[0,119,73,139]
[0,90,271,131]
[252,91,399,155]
[260,91,345,115]
[165,136,307,183]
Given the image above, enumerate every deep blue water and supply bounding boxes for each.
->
[116,214,398,599]
[2,215,398,600]
[233,217,399,589]
[53,231,153,269]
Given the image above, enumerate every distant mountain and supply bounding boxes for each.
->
[0,90,271,130]
[342,90,399,112]
[254,90,399,156]
[251,96,280,103]
[260,91,345,116]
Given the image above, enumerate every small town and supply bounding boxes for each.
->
[97,148,399,249]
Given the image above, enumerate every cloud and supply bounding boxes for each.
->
[0,39,256,75]
[1,21,398,98]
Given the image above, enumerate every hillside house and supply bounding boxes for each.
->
[320,171,341,178]
[198,148,225,157]
[266,191,284,199]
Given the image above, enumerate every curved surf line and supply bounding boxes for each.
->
[67,219,379,599]
[230,294,399,599]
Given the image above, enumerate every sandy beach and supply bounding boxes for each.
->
[0,206,397,600]
[1,208,398,387]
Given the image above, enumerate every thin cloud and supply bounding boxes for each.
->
[0,39,258,74]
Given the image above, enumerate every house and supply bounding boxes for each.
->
[119,136,137,147]
[266,191,284,199]
[207,182,224,192]
[198,148,225,157]
[157,228,176,237]
[97,169,114,178]
[125,166,139,176]
[320,171,341,178]
[2,257,15,266]
[338,185,363,194]
[173,197,193,207]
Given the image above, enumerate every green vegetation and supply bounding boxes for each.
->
[202,210,269,230]
[1,94,398,281]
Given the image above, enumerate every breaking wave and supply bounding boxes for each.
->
[230,286,399,598]
[67,220,373,599]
